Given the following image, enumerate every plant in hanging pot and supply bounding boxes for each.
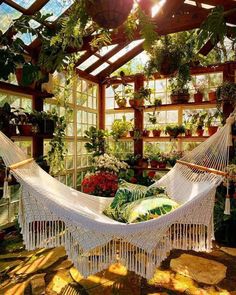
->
[165,124,185,138]
[205,110,222,136]
[85,0,134,29]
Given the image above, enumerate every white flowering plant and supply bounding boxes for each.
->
[93,153,129,175]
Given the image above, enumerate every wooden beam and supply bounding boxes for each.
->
[85,43,129,74]
[97,43,144,80]
[3,0,26,13]
[74,50,97,67]
[0,81,54,98]
[25,0,50,15]
[76,69,99,84]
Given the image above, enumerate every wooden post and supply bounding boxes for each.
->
[134,74,144,157]
[98,84,106,130]
[32,94,44,158]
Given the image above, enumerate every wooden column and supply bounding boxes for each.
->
[223,62,235,119]
[134,74,144,157]
[98,83,106,129]
[32,94,44,158]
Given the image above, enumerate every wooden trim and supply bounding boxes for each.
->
[0,81,53,98]
[176,160,227,176]
[76,69,99,84]
[9,158,34,170]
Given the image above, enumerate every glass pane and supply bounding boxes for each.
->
[40,0,74,22]
[0,4,21,33]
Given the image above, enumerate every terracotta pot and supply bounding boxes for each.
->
[158,162,167,169]
[208,91,216,101]
[85,0,133,29]
[129,98,144,108]
[194,92,203,103]
[170,93,190,104]
[152,129,161,137]
[150,160,158,168]
[142,130,150,137]
[208,126,218,136]
[18,124,32,136]
[15,68,36,89]
[138,158,149,168]
[167,130,180,138]
[196,128,204,137]
[185,129,192,137]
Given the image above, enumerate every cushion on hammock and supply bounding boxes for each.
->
[103,180,168,221]
[121,196,179,223]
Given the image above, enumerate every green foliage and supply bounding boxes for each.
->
[111,116,132,140]
[197,6,236,49]
[205,110,222,127]
[216,81,236,109]
[165,124,185,138]
[84,126,107,157]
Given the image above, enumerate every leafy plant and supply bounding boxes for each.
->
[84,126,107,157]
[205,110,222,127]
[133,87,152,101]
[165,124,185,138]
[111,116,132,140]
[216,81,236,110]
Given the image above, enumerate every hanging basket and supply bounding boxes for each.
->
[85,0,134,29]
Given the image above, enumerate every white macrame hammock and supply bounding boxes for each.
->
[0,115,234,279]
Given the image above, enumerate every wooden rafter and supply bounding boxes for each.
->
[84,43,129,74]
[3,0,26,13]
[76,68,99,84]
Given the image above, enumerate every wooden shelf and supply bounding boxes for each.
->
[11,134,54,140]
[119,136,209,142]
[114,101,216,112]
[0,81,54,99]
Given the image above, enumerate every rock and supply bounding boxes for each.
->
[30,273,46,295]
[11,247,67,275]
[221,247,236,257]
[170,254,227,285]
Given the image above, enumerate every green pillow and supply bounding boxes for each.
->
[121,196,179,223]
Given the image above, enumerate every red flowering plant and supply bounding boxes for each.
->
[81,154,129,197]
[82,171,118,197]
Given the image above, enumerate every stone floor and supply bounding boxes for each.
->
[0,230,236,295]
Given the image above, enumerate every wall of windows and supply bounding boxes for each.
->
[44,73,98,189]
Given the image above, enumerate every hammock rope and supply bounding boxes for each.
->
[0,113,235,279]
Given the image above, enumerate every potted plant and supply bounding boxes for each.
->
[0,103,17,137]
[124,153,141,166]
[152,125,162,137]
[183,113,193,137]
[169,64,191,104]
[157,153,168,169]
[149,154,160,168]
[111,116,132,140]
[165,124,185,138]
[205,110,222,136]
[193,80,207,103]
[145,35,183,76]
[129,128,142,140]
[216,81,236,119]
[142,127,151,137]
[167,151,183,167]
[208,89,217,101]
[129,87,151,108]
[137,157,149,168]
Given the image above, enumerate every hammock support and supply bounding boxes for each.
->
[0,114,234,279]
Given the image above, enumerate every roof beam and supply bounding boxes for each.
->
[84,43,129,74]
[3,0,26,13]
[97,43,144,80]
[76,69,99,84]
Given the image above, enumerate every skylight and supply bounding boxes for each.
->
[109,40,143,63]
[0,3,21,33]
[11,0,35,9]
[90,63,109,76]
[98,45,118,56]
[77,55,100,71]
[40,0,74,22]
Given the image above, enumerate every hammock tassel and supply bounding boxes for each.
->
[3,168,10,199]
[224,195,231,215]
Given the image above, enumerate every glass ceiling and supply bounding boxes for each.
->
[0,0,230,79]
